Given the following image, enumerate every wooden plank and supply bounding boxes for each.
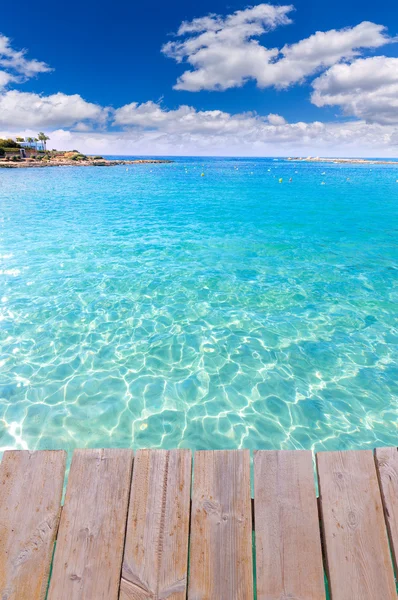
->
[0,450,66,600]
[317,450,396,600]
[375,446,398,573]
[188,450,253,600]
[47,448,133,600]
[120,449,191,600]
[254,450,325,600]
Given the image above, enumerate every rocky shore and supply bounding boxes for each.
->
[287,157,398,165]
[0,157,173,168]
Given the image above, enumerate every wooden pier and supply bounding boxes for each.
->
[0,447,397,599]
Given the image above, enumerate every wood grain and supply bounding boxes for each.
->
[47,448,133,600]
[188,450,253,600]
[0,450,66,600]
[374,446,398,573]
[317,450,396,600]
[254,450,325,600]
[120,449,191,600]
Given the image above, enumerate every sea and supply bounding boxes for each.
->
[0,156,397,453]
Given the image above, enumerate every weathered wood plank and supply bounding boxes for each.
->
[47,448,133,600]
[317,450,396,600]
[120,449,191,600]
[375,446,398,573]
[0,450,66,600]
[188,450,253,600]
[254,450,325,600]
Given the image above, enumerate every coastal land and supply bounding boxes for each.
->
[287,157,398,165]
[0,153,172,168]
[0,136,173,168]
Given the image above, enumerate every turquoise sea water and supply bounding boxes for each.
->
[0,157,397,453]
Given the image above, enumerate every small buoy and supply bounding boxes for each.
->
[321,181,326,185]
[201,173,205,177]
[279,178,283,183]
[321,172,326,175]
[289,178,292,182]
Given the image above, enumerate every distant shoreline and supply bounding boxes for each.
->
[287,157,398,165]
[0,157,173,169]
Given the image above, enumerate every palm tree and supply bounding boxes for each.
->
[37,132,50,151]
[16,137,24,143]
[26,137,34,148]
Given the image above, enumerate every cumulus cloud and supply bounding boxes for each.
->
[162,4,293,90]
[0,90,108,129]
[3,99,398,156]
[163,5,392,92]
[114,101,264,134]
[259,21,391,88]
[109,100,398,156]
[0,70,16,89]
[46,120,398,158]
[0,34,108,130]
[312,56,398,124]
[267,113,287,125]
[0,33,51,80]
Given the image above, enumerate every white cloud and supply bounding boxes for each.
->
[49,120,398,158]
[0,33,51,79]
[3,100,398,157]
[3,98,396,157]
[114,101,264,134]
[259,21,391,88]
[0,70,16,89]
[312,56,398,124]
[0,90,108,129]
[163,6,392,92]
[267,113,287,125]
[107,100,398,157]
[0,35,107,130]
[162,4,293,91]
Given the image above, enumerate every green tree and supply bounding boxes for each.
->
[16,137,24,143]
[0,138,20,148]
[37,132,50,151]
[25,137,35,147]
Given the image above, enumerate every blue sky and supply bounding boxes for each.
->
[1,0,398,155]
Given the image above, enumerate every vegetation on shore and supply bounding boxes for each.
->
[0,133,172,167]
[0,133,49,158]
[0,138,20,157]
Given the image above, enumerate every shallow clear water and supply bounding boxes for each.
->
[0,157,397,453]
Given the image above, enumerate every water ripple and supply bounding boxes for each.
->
[0,157,397,453]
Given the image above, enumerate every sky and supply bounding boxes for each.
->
[1,0,398,156]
